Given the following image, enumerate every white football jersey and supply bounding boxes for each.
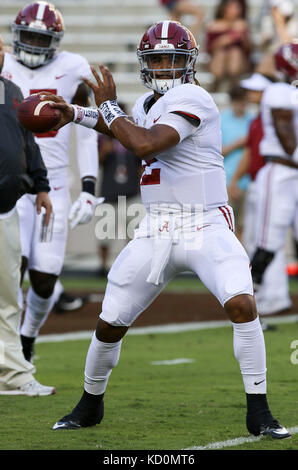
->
[132,84,228,210]
[1,50,91,171]
[260,82,298,161]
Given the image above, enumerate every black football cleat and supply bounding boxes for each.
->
[54,292,85,314]
[247,411,291,439]
[53,398,104,430]
[259,320,277,332]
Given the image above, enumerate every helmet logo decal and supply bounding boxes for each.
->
[154,43,174,50]
[29,20,46,30]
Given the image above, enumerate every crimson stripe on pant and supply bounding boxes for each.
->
[219,206,232,231]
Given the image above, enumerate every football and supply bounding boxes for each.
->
[17,94,61,133]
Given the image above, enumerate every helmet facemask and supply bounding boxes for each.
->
[12,24,63,68]
[138,47,198,94]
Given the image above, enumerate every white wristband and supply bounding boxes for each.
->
[99,100,127,128]
[71,104,99,129]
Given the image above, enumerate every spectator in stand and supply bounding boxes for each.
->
[258,0,297,76]
[97,104,142,277]
[206,0,252,91]
[228,73,291,323]
[221,85,253,241]
[159,0,205,39]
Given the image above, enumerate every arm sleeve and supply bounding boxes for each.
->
[157,85,213,141]
[263,84,294,110]
[156,112,198,142]
[69,53,93,101]
[75,124,99,180]
[131,107,139,125]
[131,97,146,125]
[77,55,93,81]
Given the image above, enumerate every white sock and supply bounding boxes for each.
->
[84,332,122,395]
[233,317,267,394]
[20,287,56,338]
[52,279,64,304]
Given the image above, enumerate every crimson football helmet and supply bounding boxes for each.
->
[137,21,199,94]
[12,1,64,68]
[274,40,298,81]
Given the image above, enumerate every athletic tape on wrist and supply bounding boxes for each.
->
[99,100,127,128]
[71,104,99,128]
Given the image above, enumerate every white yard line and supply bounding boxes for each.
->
[36,314,298,344]
[184,426,298,450]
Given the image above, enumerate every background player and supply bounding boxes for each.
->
[250,41,298,299]
[41,21,290,439]
[1,1,99,364]
[228,72,292,325]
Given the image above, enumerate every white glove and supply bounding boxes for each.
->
[69,192,104,230]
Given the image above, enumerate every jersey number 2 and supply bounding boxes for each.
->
[30,89,58,138]
[140,158,160,185]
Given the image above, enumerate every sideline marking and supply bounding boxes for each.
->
[36,314,298,344]
[184,426,298,450]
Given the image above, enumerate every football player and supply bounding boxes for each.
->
[1,2,99,364]
[44,21,290,439]
[228,72,292,322]
[250,41,298,301]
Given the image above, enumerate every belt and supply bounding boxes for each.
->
[265,156,298,170]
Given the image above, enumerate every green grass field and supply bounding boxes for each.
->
[0,323,297,450]
[24,275,298,294]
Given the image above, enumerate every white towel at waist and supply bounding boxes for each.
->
[134,205,204,286]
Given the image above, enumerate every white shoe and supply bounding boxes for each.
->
[0,379,56,396]
[257,299,292,316]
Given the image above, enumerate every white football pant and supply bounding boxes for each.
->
[243,179,292,315]
[17,170,71,276]
[100,206,254,327]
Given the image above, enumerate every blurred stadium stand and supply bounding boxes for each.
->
[0,0,270,109]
